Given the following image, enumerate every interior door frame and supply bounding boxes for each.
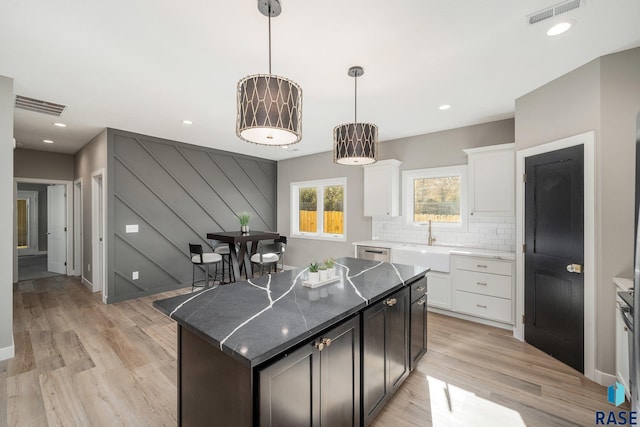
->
[13,178,74,283]
[16,190,38,256]
[91,169,107,301]
[73,178,83,277]
[515,131,595,381]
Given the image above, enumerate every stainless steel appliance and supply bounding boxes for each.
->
[633,111,640,412]
[618,289,634,398]
[357,246,391,262]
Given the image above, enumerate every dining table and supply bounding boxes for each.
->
[206,230,280,281]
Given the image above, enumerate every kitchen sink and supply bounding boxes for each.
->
[390,244,452,273]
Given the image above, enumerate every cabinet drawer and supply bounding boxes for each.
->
[454,291,512,324]
[411,278,428,302]
[454,257,512,276]
[454,270,511,299]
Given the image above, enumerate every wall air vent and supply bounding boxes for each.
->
[528,0,584,25]
[14,95,66,116]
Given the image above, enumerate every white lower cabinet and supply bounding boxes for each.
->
[425,271,451,310]
[452,255,514,325]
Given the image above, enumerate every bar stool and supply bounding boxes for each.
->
[213,243,235,283]
[189,243,222,291]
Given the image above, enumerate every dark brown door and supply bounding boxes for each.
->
[525,144,584,372]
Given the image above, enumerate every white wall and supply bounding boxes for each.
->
[277,119,515,267]
[73,130,107,285]
[515,47,640,375]
[0,76,14,360]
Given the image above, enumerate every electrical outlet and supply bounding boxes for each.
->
[132,271,139,280]
[88,264,91,272]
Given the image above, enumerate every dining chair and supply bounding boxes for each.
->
[189,243,222,291]
[250,239,286,276]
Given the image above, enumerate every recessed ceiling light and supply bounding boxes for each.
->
[547,22,572,36]
[181,120,193,125]
[53,122,67,127]
[281,145,289,149]
[439,104,451,111]
[43,139,54,144]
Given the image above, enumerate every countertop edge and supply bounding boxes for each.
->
[614,276,633,291]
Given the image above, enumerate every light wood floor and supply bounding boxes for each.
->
[0,276,622,426]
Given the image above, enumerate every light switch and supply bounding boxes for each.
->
[132,271,139,280]
[126,224,139,233]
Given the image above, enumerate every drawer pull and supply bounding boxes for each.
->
[476,282,488,286]
[476,304,487,309]
[415,286,426,292]
[477,264,488,268]
[417,298,426,306]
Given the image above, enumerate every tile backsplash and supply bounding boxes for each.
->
[372,215,516,252]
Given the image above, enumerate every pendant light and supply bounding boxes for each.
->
[236,0,302,146]
[333,66,378,165]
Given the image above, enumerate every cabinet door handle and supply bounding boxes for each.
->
[476,282,488,286]
[384,298,397,306]
[322,338,332,347]
[476,304,487,309]
[417,298,426,306]
[477,264,488,268]
[416,286,426,292]
[313,341,324,351]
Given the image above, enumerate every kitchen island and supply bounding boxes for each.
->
[154,257,428,426]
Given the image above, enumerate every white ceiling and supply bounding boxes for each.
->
[2,0,640,160]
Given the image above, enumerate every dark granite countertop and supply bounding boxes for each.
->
[154,257,427,368]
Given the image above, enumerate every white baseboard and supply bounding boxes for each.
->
[427,306,514,331]
[595,369,617,387]
[0,338,15,361]
[82,276,93,290]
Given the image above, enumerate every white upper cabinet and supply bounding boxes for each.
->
[364,159,401,217]
[464,143,515,217]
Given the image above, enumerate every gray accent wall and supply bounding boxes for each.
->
[106,129,277,303]
[515,47,640,375]
[1,76,14,360]
[277,119,515,268]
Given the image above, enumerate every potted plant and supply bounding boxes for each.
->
[237,211,251,233]
[324,258,336,278]
[308,262,319,282]
[318,263,328,281]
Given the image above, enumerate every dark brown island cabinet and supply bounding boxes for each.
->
[154,257,429,427]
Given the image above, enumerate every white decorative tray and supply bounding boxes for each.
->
[302,276,340,288]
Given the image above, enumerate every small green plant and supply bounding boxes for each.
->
[318,264,327,271]
[324,258,335,268]
[237,211,251,226]
[309,262,319,273]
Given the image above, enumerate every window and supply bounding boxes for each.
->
[291,178,347,241]
[402,166,467,228]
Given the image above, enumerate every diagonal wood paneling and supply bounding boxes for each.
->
[107,129,277,303]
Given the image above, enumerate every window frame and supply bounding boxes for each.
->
[402,165,467,230]
[290,177,347,241]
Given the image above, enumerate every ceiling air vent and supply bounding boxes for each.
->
[528,0,584,25]
[14,95,66,116]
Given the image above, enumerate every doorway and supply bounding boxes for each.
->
[17,190,38,256]
[524,145,584,372]
[92,169,106,300]
[515,131,596,380]
[14,179,74,282]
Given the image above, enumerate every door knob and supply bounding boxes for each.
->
[566,264,583,274]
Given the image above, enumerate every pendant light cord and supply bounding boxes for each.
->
[268,8,272,74]
[354,73,358,122]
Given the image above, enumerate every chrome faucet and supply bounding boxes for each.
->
[427,220,436,246]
